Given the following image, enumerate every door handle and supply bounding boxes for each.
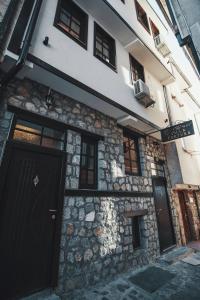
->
[49,209,57,213]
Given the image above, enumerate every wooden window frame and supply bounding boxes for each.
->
[123,130,141,176]
[10,115,67,151]
[54,0,88,49]
[79,135,98,190]
[150,19,160,38]
[94,22,117,72]
[132,216,141,249]
[129,54,145,84]
[135,0,150,34]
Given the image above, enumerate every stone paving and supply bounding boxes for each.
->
[62,248,200,300]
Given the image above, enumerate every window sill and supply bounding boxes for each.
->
[94,54,117,73]
[54,23,88,50]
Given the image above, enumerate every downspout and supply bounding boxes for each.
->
[163,85,173,126]
[0,0,43,88]
[0,0,21,58]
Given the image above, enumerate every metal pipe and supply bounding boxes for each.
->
[0,0,21,58]
[163,85,173,126]
[0,0,43,87]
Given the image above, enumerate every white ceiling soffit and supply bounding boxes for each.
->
[127,39,175,84]
[117,115,161,139]
[75,0,137,46]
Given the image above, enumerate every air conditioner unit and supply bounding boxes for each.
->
[134,79,155,108]
[154,34,171,57]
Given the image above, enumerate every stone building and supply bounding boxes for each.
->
[0,0,199,299]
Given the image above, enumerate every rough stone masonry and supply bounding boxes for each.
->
[0,77,181,294]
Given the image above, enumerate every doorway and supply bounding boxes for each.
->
[152,177,176,252]
[0,116,66,299]
[178,191,193,243]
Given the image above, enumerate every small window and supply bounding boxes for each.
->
[54,0,88,48]
[94,23,116,71]
[79,136,97,189]
[132,216,141,249]
[129,54,145,83]
[121,0,125,3]
[150,19,160,38]
[135,1,150,33]
[123,132,140,175]
[12,118,66,150]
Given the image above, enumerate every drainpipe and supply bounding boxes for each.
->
[163,85,173,126]
[0,0,43,88]
[0,0,21,59]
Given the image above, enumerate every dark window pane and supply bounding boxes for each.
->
[41,137,63,150]
[132,217,141,249]
[82,142,87,154]
[89,144,94,156]
[80,169,87,184]
[88,157,94,170]
[79,137,97,189]
[88,171,94,185]
[43,127,64,140]
[81,155,87,167]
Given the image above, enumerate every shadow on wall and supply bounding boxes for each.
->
[58,196,159,293]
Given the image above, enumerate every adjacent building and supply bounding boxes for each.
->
[157,0,200,74]
[0,0,200,299]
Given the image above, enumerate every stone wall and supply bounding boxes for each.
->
[59,196,159,293]
[0,77,181,294]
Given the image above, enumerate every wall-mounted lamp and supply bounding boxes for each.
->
[45,88,54,109]
[43,36,49,46]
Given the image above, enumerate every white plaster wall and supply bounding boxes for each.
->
[9,0,200,183]
[29,0,169,128]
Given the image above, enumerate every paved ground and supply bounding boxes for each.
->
[63,248,200,300]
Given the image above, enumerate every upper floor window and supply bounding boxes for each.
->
[79,136,97,189]
[130,55,145,83]
[94,23,116,71]
[135,1,150,33]
[150,19,159,38]
[123,132,140,175]
[54,0,88,48]
[121,0,125,3]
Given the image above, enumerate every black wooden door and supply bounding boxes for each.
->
[0,142,65,300]
[152,177,175,252]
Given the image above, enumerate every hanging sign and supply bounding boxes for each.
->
[161,120,194,142]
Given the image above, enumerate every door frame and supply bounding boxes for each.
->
[0,139,66,289]
[152,176,176,252]
[178,191,193,243]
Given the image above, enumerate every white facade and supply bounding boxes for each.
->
[3,0,200,184]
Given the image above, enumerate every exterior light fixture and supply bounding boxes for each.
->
[43,36,49,46]
[45,88,54,108]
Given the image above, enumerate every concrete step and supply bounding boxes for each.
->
[157,246,194,265]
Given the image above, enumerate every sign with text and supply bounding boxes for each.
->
[161,120,195,142]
